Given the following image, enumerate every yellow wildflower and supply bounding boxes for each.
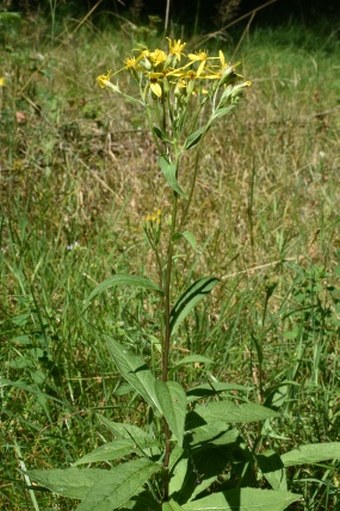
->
[167,38,186,60]
[124,57,138,69]
[188,51,209,76]
[0,77,5,87]
[96,70,112,89]
[149,49,167,67]
[145,208,161,224]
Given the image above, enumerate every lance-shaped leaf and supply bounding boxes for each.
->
[210,104,235,122]
[281,442,340,467]
[76,458,160,511]
[189,424,239,449]
[173,230,198,251]
[97,415,151,442]
[107,338,161,413]
[158,156,186,197]
[152,126,169,142]
[183,127,206,151]
[182,488,302,510]
[85,274,163,309]
[186,381,251,402]
[195,400,278,424]
[73,439,148,466]
[170,277,219,334]
[28,468,104,499]
[155,380,187,445]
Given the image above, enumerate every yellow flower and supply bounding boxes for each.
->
[150,80,162,97]
[96,70,112,88]
[0,77,5,87]
[167,38,186,59]
[219,50,227,69]
[188,51,209,76]
[124,57,138,69]
[145,208,161,224]
[149,49,167,67]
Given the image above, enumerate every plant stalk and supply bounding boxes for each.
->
[161,189,178,501]
[162,190,178,383]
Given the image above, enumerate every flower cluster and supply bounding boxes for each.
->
[144,208,162,247]
[97,38,251,99]
[145,208,161,225]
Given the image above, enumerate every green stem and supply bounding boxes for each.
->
[179,144,201,229]
[162,191,178,382]
[161,189,178,501]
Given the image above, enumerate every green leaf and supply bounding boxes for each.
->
[173,230,198,251]
[187,382,251,402]
[155,380,187,445]
[158,156,186,197]
[152,126,169,142]
[28,468,103,499]
[189,424,239,449]
[172,354,213,371]
[170,277,219,335]
[182,488,301,510]
[107,339,161,413]
[256,450,287,491]
[281,442,340,467]
[163,501,186,511]
[183,127,206,151]
[169,457,188,496]
[210,104,234,122]
[73,439,143,466]
[76,458,160,511]
[195,400,278,424]
[85,274,163,307]
[97,415,151,442]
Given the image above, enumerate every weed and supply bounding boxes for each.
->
[0,14,339,511]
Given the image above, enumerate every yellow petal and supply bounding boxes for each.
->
[150,81,162,97]
[197,60,206,76]
[96,70,112,88]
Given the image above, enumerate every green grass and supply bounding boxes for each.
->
[0,14,339,511]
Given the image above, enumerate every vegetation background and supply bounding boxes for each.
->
[0,0,339,510]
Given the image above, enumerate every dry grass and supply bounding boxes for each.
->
[0,14,339,511]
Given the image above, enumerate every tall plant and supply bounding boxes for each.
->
[28,38,339,511]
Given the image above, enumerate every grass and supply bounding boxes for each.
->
[0,13,339,511]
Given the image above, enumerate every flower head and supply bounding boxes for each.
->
[0,77,5,87]
[145,208,161,224]
[124,57,138,69]
[167,38,186,60]
[188,51,209,76]
[149,49,167,67]
[96,70,112,89]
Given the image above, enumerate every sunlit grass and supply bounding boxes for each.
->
[0,15,339,511]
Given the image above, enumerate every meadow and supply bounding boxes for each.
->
[0,11,339,511]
